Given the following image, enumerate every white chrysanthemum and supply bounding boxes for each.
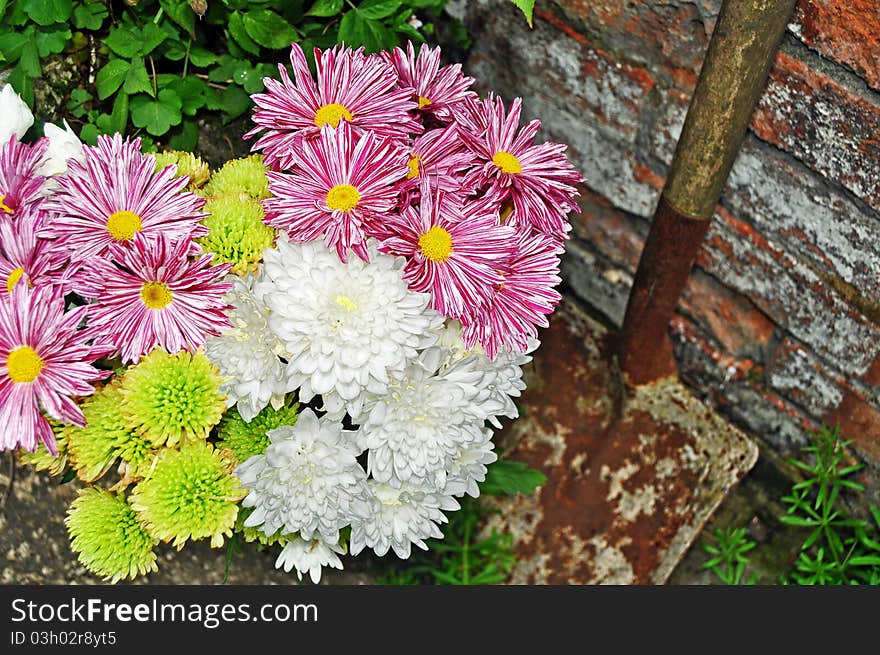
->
[205,271,293,422]
[275,536,344,584]
[259,236,441,420]
[0,84,33,145]
[437,321,537,428]
[444,427,498,498]
[38,119,85,178]
[234,408,371,543]
[349,481,459,559]
[361,349,485,490]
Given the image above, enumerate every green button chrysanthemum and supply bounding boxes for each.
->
[17,421,67,477]
[121,350,226,448]
[65,488,159,583]
[196,194,276,275]
[65,384,157,482]
[217,402,300,465]
[130,442,246,549]
[203,154,269,199]
[154,150,211,190]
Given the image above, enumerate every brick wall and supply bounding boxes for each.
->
[453,0,880,497]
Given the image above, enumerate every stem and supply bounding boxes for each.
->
[182,39,192,79]
[149,56,158,97]
[618,0,798,386]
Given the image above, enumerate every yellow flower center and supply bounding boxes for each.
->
[407,154,421,180]
[314,103,353,128]
[418,96,432,109]
[6,267,25,293]
[418,226,453,263]
[326,184,360,212]
[492,151,523,174]
[334,294,357,312]
[141,281,173,309]
[106,210,143,241]
[500,202,514,223]
[6,346,43,383]
[0,195,11,214]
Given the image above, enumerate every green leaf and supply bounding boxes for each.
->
[67,88,92,118]
[79,123,99,146]
[232,62,265,94]
[109,91,129,134]
[73,1,108,30]
[95,58,130,100]
[228,11,261,56]
[306,0,343,17]
[21,0,72,26]
[138,23,169,56]
[167,119,199,151]
[130,89,183,136]
[6,66,33,105]
[123,58,153,96]
[357,0,401,20]
[103,27,140,58]
[219,84,251,122]
[338,11,394,53]
[242,9,298,49]
[188,46,217,68]
[0,31,29,62]
[482,459,547,496]
[508,0,535,27]
[160,0,196,36]
[18,37,40,77]
[849,555,880,567]
[207,55,241,82]
[34,28,71,57]
[164,76,206,116]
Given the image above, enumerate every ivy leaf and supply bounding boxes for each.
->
[34,28,71,57]
[357,0,402,20]
[305,0,343,18]
[103,27,140,58]
[72,1,108,30]
[21,0,72,26]
[130,89,183,135]
[242,9,298,50]
[228,11,261,56]
[95,58,130,100]
[160,0,195,36]
[508,0,535,27]
[481,459,547,496]
[123,57,153,96]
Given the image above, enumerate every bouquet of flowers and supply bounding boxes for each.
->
[1,41,581,584]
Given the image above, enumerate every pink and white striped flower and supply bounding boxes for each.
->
[460,95,582,243]
[0,135,49,218]
[379,186,515,320]
[45,133,207,263]
[74,234,232,364]
[386,42,476,123]
[396,124,475,204]
[263,123,408,263]
[0,283,109,453]
[462,231,562,359]
[248,43,421,169]
[0,209,69,294]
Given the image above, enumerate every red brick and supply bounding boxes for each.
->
[752,52,880,212]
[826,392,880,462]
[793,0,880,92]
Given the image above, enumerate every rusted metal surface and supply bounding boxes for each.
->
[664,0,799,219]
[617,196,711,386]
[485,301,758,584]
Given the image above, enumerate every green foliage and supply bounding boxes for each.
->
[376,456,545,585]
[0,0,458,146]
[701,526,758,585]
[703,424,880,585]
